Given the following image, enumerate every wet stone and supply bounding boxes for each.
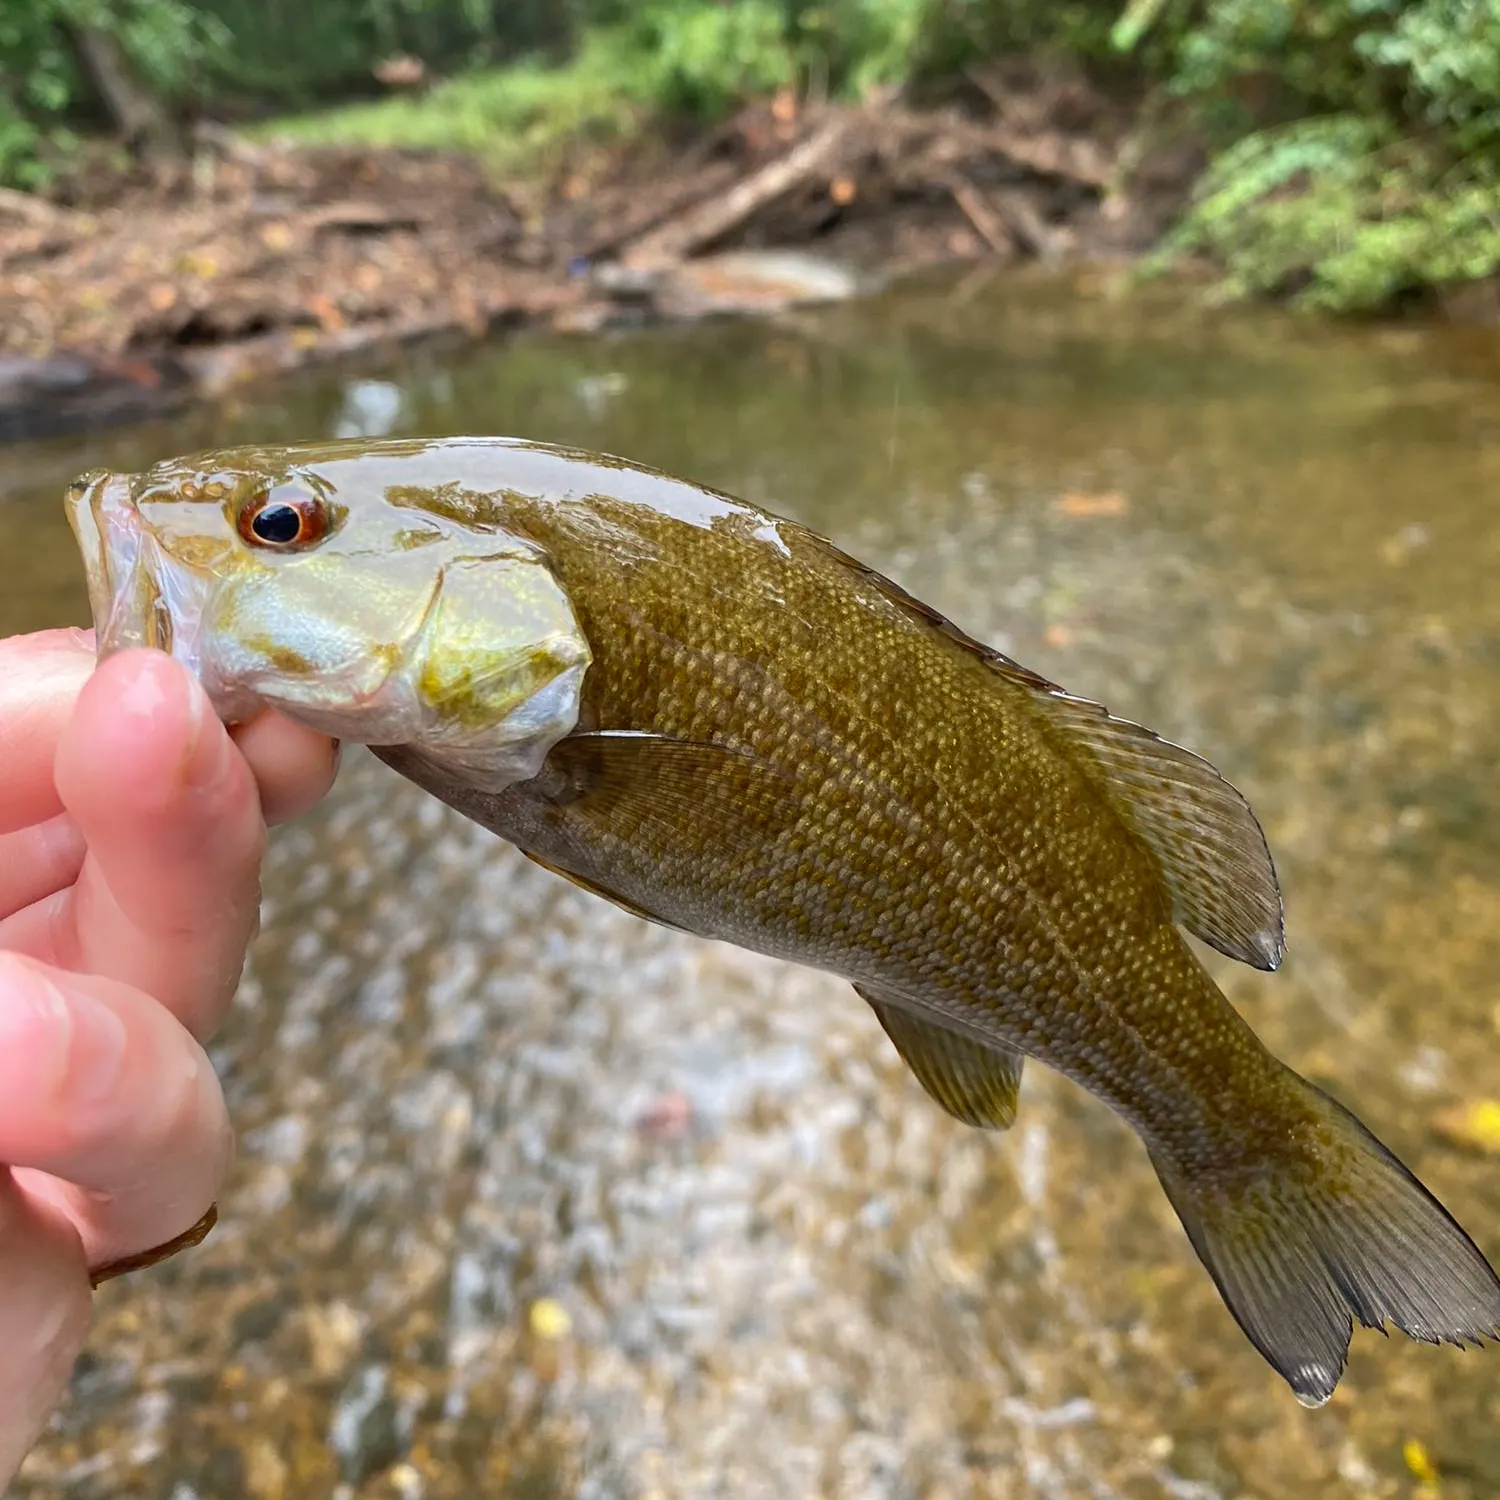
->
[329,1366,406,1485]
[231,1296,290,1346]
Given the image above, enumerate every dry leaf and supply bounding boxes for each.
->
[1056,490,1128,518]
[178,249,218,278]
[307,293,345,332]
[528,1298,571,1340]
[374,53,425,89]
[637,1090,693,1141]
[1432,1098,1500,1154]
[1403,1438,1439,1485]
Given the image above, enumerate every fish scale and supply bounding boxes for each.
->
[496,488,1210,1085]
[67,434,1500,1406]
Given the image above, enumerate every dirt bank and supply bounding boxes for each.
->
[0,72,1197,442]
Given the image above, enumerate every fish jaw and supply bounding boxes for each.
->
[65,470,247,716]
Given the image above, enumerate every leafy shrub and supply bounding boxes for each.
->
[1134,0,1500,310]
[0,0,215,187]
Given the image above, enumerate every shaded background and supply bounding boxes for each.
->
[5,270,1500,1497]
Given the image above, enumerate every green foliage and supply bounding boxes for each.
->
[2,0,1498,311]
[547,0,934,117]
[0,0,215,186]
[1137,0,1500,311]
[261,34,649,172]
[265,0,934,174]
[1151,116,1500,309]
[1367,0,1500,139]
[186,0,523,108]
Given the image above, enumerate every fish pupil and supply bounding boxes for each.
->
[251,503,302,544]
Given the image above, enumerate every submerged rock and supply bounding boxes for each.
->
[0,352,190,442]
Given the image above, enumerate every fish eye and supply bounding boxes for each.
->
[237,483,330,550]
[250,504,302,543]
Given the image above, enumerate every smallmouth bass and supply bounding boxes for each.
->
[67,436,1500,1405]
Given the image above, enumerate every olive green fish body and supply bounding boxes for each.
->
[385,479,1274,1159]
[69,436,1500,1406]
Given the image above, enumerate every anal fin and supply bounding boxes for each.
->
[855,983,1025,1130]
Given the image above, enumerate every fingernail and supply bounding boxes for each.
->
[182,676,231,790]
[112,650,177,727]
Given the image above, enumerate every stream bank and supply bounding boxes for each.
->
[0,73,1196,443]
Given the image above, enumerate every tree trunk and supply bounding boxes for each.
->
[65,22,182,160]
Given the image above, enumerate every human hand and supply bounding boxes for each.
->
[0,629,339,1483]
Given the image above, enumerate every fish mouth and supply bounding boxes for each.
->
[65,470,213,687]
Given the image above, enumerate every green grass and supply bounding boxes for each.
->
[252,41,652,175]
[250,0,817,177]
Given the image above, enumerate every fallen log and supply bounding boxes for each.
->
[0,351,190,442]
[944,176,1017,258]
[620,113,854,269]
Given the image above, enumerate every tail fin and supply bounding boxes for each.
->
[1151,1078,1500,1406]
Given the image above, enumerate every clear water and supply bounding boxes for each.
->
[6,268,1500,1498]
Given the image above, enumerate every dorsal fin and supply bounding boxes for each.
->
[1018,688,1284,970]
[796,530,1285,971]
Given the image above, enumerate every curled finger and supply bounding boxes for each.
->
[0,815,85,920]
[0,1178,90,1485]
[230,709,340,825]
[0,952,233,1272]
[0,630,94,836]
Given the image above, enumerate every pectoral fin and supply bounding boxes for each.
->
[521,849,693,934]
[855,983,1025,1130]
[543,730,799,857]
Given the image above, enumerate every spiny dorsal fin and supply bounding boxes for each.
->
[856,983,1025,1130]
[795,529,1285,971]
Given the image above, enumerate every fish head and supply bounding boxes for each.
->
[65,442,592,790]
